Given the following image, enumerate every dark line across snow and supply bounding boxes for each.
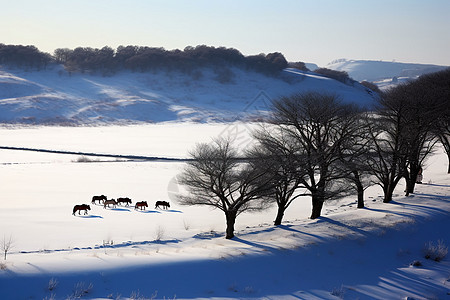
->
[0,146,190,162]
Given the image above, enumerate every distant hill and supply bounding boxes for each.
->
[327,59,448,88]
[0,65,378,125]
[305,63,319,71]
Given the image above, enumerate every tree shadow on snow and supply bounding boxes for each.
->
[231,236,282,253]
[315,216,367,236]
[365,199,449,220]
[277,224,325,240]
[423,182,450,188]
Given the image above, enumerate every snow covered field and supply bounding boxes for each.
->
[0,123,449,300]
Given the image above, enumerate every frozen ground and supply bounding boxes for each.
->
[0,123,449,300]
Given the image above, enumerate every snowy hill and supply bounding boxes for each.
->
[327,59,448,89]
[0,65,378,124]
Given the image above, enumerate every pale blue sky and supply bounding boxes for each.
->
[1,0,449,66]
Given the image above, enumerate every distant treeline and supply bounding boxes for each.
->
[314,67,353,84]
[0,43,362,86]
[56,45,289,75]
[0,43,290,76]
[0,44,52,70]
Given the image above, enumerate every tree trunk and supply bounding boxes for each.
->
[357,187,364,208]
[405,164,421,196]
[404,174,412,197]
[447,153,450,174]
[440,136,450,174]
[405,179,416,196]
[310,194,324,219]
[225,210,237,239]
[274,206,285,226]
[353,171,364,208]
[383,184,394,203]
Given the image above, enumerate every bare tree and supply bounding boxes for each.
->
[53,48,72,64]
[250,125,307,225]
[420,68,450,174]
[367,69,449,201]
[437,121,450,174]
[366,88,409,203]
[339,112,376,208]
[177,138,274,239]
[271,92,358,219]
[400,80,441,195]
[1,235,13,260]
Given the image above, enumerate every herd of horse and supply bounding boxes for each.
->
[72,195,171,215]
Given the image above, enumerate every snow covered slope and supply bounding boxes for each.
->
[0,65,378,124]
[327,59,448,87]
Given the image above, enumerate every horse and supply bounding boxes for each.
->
[103,199,117,209]
[135,201,148,210]
[73,204,91,215]
[92,195,107,204]
[117,197,132,206]
[155,201,170,210]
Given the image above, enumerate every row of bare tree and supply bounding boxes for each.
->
[177,68,450,239]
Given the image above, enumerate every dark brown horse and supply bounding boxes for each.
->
[155,201,170,210]
[92,195,107,204]
[103,199,117,209]
[135,201,148,210]
[117,197,132,206]
[73,204,91,215]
